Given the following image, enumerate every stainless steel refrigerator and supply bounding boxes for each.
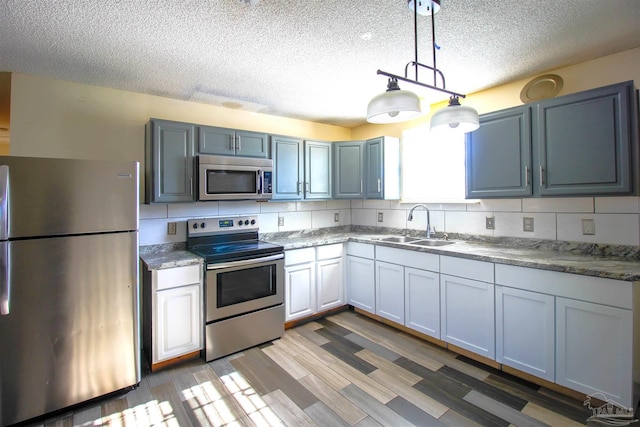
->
[0,156,141,426]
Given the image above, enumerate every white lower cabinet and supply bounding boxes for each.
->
[155,284,201,362]
[405,267,440,338]
[375,260,405,324]
[285,244,344,321]
[143,263,203,367]
[495,286,555,381]
[440,256,495,359]
[346,243,375,313]
[556,297,633,406]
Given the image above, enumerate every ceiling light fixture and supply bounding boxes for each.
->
[366,0,479,133]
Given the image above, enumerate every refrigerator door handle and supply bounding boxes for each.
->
[0,164,8,241]
[1,241,9,315]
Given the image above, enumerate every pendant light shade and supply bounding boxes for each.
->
[367,78,421,124]
[407,0,440,16]
[430,96,479,133]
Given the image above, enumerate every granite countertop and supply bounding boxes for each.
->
[138,227,640,281]
[262,227,640,282]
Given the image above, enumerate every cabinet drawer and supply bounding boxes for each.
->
[440,256,493,283]
[285,247,315,266]
[346,242,374,259]
[316,243,343,260]
[495,264,632,309]
[154,264,201,291]
[375,246,438,272]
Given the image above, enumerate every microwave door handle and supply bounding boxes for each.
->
[257,172,262,195]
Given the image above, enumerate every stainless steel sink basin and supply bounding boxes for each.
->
[378,236,420,243]
[410,239,455,247]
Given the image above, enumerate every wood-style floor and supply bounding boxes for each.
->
[27,310,594,427]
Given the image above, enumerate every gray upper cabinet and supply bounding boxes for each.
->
[145,119,196,203]
[535,81,636,196]
[333,141,365,199]
[365,137,400,200]
[305,140,332,200]
[466,106,532,198]
[466,81,638,198]
[199,125,269,158]
[271,136,332,200]
[272,136,304,200]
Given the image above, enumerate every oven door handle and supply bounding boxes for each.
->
[206,253,284,270]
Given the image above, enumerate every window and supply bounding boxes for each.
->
[401,125,467,202]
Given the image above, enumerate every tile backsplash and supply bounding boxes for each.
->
[139,196,640,247]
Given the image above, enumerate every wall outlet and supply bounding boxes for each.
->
[278,216,284,226]
[485,216,495,230]
[377,212,384,222]
[334,212,340,223]
[582,218,595,235]
[523,217,534,232]
[167,222,177,235]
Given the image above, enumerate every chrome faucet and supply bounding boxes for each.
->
[408,204,433,239]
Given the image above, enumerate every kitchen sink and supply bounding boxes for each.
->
[410,239,456,247]
[378,236,420,243]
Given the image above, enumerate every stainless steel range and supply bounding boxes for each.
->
[187,215,284,361]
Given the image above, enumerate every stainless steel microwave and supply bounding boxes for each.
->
[197,155,273,201]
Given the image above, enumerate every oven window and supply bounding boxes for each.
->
[206,170,257,194]
[217,264,276,307]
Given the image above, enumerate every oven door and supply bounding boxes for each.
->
[205,254,284,322]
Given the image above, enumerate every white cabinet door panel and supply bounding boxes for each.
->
[556,297,633,407]
[404,267,440,338]
[155,284,201,363]
[285,263,315,321]
[317,257,344,311]
[346,255,375,313]
[441,274,495,359]
[495,286,555,381]
[375,261,404,324]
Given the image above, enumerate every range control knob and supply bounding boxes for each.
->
[200,222,206,229]
[192,223,199,229]
[250,219,256,225]
[237,220,243,226]
[244,220,250,225]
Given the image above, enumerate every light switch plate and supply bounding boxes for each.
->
[485,216,495,230]
[167,222,177,235]
[523,217,534,232]
[582,218,595,235]
[278,217,284,226]
[334,212,340,222]
[377,212,384,222]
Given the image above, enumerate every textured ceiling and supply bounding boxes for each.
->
[1,0,640,128]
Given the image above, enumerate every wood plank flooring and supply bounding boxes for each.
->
[26,310,595,427]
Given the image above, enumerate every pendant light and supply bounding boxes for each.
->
[367,0,479,133]
[366,78,421,124]
[430,96,480,133]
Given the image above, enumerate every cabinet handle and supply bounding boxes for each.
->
[237,136,241,151]
[297,182,302,194]
[229,137,234,151]
[189,177,193,195]
[377,178,381,193]
[305,182,310,193]
[360,180,363,194]
[525,166,530,185]
[539,166,545,186]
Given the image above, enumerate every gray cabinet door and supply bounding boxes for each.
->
[304,140,332,199]
[199,126,269,158]
[333,141,364,199]
[365,137,384,199]
[466,106,532,198]
[535,81,635,196]
[272,136,303,200]
[146,119,195,203]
